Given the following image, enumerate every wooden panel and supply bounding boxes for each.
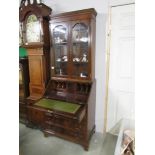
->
[28,106,45,128]
[28,55,44,85]
[27,54,46,98]
[19,104,27,123]
[27,48,43,55]
[50,8,97,23]
[30,85,45,95]
[19,58,30,124]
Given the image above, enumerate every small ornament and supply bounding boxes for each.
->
[81,54,88,62]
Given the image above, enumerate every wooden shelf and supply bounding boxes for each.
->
[54,42,67,45]
[73,61,88,65]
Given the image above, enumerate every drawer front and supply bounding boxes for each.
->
[44,112,54,129]
[45,124,79,138]
[44,112,80,130]
[54,114,79,129]
[44,105,86,129]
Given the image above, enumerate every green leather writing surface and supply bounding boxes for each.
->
[35,98,81,114]
[19,47,27,58]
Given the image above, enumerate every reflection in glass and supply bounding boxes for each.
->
[72,23,88,43]
[72,23,89,78]
[53,25,68,76]
[72,23,88,62]
[37,0,41,3]
[53,25,67,44]
[26,14,41,43]
[30,0,34,4]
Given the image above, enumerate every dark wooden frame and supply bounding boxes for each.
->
[50,8,97,81]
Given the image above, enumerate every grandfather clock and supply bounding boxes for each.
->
[19,0,52,102]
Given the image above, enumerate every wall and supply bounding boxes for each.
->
[43,0,109,133]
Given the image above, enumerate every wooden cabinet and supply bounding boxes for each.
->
[19,54,30,123]
[28,79,96,150]
[43,104,87,143]
[19,0,52,102]
[50,8,96,81]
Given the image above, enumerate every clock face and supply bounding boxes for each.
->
[26,14,41,43]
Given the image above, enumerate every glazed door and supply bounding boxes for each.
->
[51,23,69,77]
[70,21,90,79]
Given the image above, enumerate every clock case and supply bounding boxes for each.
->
[19,0,52,102]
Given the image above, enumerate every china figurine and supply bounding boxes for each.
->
[62,55,68,62]
[73,57,80,62]
[81,54,88,62]
[56,57,61,62]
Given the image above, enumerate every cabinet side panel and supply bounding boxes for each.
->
[87,79,96,136]
[90,18,96,80]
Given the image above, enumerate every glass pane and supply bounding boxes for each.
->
[26,14,41,43]
[53,25,68,76]
[72,23,89,78]
[30,0,34,4]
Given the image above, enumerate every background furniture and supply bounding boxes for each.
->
[19,0,52,102]
[19,47,30,124]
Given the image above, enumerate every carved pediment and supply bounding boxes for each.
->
[19,0,52,21]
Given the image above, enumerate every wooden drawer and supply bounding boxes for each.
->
[45,124,79,138]
[54,114,79,129]
[44,111,54,121]
[44,113,79,130]
[44,106,86,131]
